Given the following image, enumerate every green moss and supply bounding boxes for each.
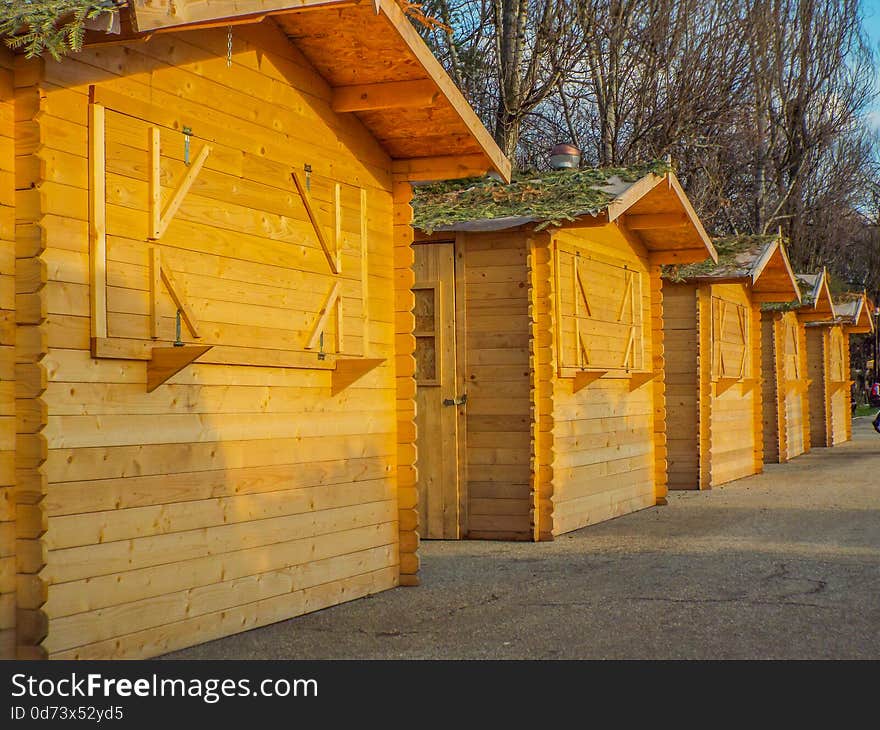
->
[412,159,671,234]
[662,234,778,283]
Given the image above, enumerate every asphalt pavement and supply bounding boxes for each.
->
[166,417,880,659]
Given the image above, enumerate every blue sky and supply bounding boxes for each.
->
[863,0,880,128]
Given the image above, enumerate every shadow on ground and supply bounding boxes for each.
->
[165,419,880,660]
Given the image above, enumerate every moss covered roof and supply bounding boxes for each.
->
[412,159,671,233]
[761,272,820,312]
[833,292,865,322]
[662,234,779,283]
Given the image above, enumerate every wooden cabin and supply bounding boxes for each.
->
[412,163,716,540]
[759,269,835,463]
[806,292,874,447]
[0,0,510,659]
[662,235,799,490]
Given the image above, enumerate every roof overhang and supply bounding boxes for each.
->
[91,0,510,183]
[748,237,801,304]
[796,268,835,322]
[609,172,717,266]
[836,293,875,334]
[414,171,717,263]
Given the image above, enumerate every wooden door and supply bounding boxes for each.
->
[414,243,463,538]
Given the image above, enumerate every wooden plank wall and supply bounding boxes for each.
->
[843,332,853,441]
[528,232,554,541]
[392,180,419,582]
[806,326,829,447]
[462,231,531,540]
[750,301,765,475]
[707,283,759,487]
[14,54,49,660]
[795,316,811,455]
[760,313,780,462]
[548,226,656,534]
[828,325,847,445]
[663,282,699,489]
[33,22,404,658]
[0,47,15,659]
[649,265,668,504]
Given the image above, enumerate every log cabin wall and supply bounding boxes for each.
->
[663,282,699,490]
[462,231,532,540]
[528,232,554,541]
[827,325,848,445]
[13,54,48,660]
[0,47,15,659]
[806,326,830,447]
[760,313,780,462]
[25,23,406,659]
[844,333,853,441]
[761,310,810,463]
[706,283,762,487]
[547,226,658,535]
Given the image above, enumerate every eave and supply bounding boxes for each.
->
[92,0,510,183]
[795,268,835,322]
[609,172,717,265]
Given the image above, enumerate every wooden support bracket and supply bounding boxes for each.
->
[292,171,340,274]
[785,379,811,395]
[714,377,741,395]
[147,345,212,393]
[829,379,850,394]
[573,370,607,393]
[739,377,760,394]
[331,358,386,396]
[628,371,657,391]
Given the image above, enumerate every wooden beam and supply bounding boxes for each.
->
[147,346,213,393]
[752,292,800,304]
[332,80,440,112]
[625,212,689,230]
[306,281,341,350]
[155,251,201,338]
[128,0,357,32]
[292,171,339,274]
[149,127,161,241]
[149,247,162,339]
[150,142,211,240]
[88,101,107,339]
[360,187,369,357]
[648,249,712,265]
[377,0,510,181]
[391,155,493,182]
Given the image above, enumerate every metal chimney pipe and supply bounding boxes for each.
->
[549,143,581,170]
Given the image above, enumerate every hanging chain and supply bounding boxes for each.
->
[226,26,233,68]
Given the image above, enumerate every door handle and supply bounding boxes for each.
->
[443,393,468,407]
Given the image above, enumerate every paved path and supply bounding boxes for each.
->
[167,418,880,660]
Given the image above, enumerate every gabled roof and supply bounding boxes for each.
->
[663,233,800,304]
[84,0,510,182]
[795,269,835,320]
[762,268,834,320]
[412,161,717,264]
[833,292,874,334]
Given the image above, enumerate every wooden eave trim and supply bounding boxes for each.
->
[127,0,358,33]
[810,273,835,318]
[751,239,800,302]
[605,173,665,223]
[375,0,510,181]
[612,172,717,263]
[108,2,511,180]
[668,172,717,262]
